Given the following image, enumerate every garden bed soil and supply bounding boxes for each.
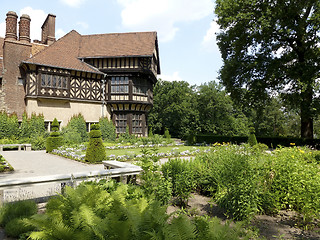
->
[168,193,320,240]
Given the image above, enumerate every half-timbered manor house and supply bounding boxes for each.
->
[0,11,160,136]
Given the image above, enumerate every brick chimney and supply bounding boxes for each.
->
[5,11,18,41]
[19,14,31,43]
[41,14,56,45]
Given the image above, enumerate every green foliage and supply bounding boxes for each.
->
[0,112,19,139]
[164,127,171,139]
[4,218,35,238]
[85,124,106,163]
[51,118,60,132]
[215,1,320,138]
[64,114,88,143]
[46,118,62,152]
[99,117,116,142]
[162,158,195,207]
[139,148,173,205]
[267,147,320,225]
[148,127,153,138]
[118,125,136,144]
[149,80,250,138]
[248,127,258,146]
[26,181,252,240]
[0,200,37,227]
[148,80,198,138]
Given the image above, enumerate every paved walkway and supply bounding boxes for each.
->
[0,150,104,180]
[0,151,105,204]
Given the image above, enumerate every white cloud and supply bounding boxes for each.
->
[20,7,47,41]
[56,28,66,39]
[158,71,183,82]
[60,0,87,7]
[0,7,67,42]
[117,0,214,42]
[201,20,220,53]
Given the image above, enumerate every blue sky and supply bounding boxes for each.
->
[0,0,222,86]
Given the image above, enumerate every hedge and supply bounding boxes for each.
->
[193,134,320,149]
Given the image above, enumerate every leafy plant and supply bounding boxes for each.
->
[85,124,106,163]
[99,117,116,142]
[46,118,63,152]
[162,158,195,207]
[248,127,258,146]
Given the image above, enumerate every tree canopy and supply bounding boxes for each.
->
[215,0,320,138]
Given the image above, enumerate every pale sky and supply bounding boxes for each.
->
[0,0,222,85]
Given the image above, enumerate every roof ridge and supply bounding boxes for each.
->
[81,31,156,37]
[28,30,81,60]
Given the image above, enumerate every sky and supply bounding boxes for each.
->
[0,0,222,86]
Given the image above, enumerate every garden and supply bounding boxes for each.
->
[1,113,320,239]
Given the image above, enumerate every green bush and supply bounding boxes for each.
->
[89,129,102,138]
[248,127,258,146]
[0,112,19,139]
[0,200,37,227]
[65,114,88,142]
[20,112,45,139]
[99,117,116,142]
[85,124,106,163]
[4,218,35,238]
[62,129,82,145]
[46,118,62,152]
[164,127,171,139]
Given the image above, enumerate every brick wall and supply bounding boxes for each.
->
[2,40,32,118]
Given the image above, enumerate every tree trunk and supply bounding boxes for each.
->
[301,115,313,139]
[300,85,313,139]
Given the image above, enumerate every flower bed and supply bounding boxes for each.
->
[52,143,212,162]
[0,154,14,172]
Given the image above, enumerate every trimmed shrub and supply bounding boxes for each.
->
[85,124,106,163]
[248,127,258,146]
[46,118,63,152]
[164,127,171,139]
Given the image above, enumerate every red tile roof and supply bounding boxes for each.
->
[23,30,159,74]
[23,30,101,74]
[79,31,157,58]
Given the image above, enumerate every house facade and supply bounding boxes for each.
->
[0,11,160,137]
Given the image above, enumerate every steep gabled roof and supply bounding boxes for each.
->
[79,31,158,58]
[23,30,159,75]
[23,30,101,74]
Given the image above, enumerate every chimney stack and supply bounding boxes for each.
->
[5,11,18,41]
[19,14,31,43]
[41,14,56,45]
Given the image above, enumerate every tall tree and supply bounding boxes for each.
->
[196,82,248,136]
[148,80,198,138]
[215,0,320,138]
